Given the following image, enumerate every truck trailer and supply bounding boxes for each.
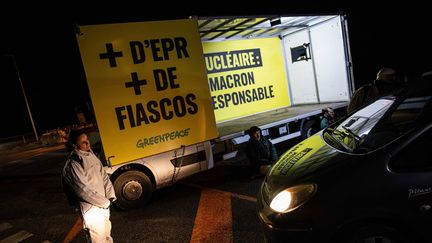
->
[75,14,354,209]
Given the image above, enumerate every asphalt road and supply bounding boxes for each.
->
[0,142,288,243]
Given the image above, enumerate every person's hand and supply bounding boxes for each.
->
[103,199,114,209]
[105,198,116,209]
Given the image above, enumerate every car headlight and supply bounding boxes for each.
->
[269,184,317,213]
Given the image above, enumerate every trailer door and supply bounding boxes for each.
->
[282,16,350,105]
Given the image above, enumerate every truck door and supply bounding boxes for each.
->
[282,16,351,105]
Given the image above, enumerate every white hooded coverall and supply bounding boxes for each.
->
[62,149,117,243]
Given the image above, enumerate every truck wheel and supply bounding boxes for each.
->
[113,170,153,210]
[301,119,318,139]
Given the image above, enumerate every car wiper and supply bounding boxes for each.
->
[342,126,361,142]
[324,128,354,153]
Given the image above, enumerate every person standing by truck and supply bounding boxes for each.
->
[320,107,335,129]
[62,129,116,243]
[246,126,278,178]
[347,67,403,114]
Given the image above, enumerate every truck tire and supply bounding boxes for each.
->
[301,119,319,140]
[113,170,153,210]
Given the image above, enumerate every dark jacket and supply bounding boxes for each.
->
[246,136,278,168]
[347,79,405,114]
[347,83,379,114]
[320,116,331,130]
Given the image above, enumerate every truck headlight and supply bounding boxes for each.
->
[269,184,316,213]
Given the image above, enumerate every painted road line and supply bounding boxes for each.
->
[0,230,33,243]
[181,182,257,202]
[190,188,233,243]
[230,191,257,203]
[62,217,83,243]
[0,223,12,232]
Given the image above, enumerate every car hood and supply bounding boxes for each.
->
[265,132,346,191]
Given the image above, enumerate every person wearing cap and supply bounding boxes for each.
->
[347,67,404,114]
[62,129,116,243]
[245,126,278,178]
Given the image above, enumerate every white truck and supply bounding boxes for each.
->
[75,14,354,210]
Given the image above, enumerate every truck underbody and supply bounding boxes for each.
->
[213,101,348,161]
[217,101,348,139]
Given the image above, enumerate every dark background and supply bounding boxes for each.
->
[1,1,430,138]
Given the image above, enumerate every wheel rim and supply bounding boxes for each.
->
[122,180,143,201]
[307,128,313,137]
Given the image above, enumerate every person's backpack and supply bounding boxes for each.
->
[61,173,78,206]
[61,153,83,206]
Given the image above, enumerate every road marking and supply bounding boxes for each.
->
[183,182,257,242]
[181,182,257,202]
[60,183,254,243]
[0,223,12,232]
[0,230,33,243]
[190,188,233,243]
[230,191,257,203]
[62,217,83,243]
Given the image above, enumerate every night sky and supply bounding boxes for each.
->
[1,2,430,138]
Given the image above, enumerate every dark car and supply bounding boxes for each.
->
[257,73,432,243]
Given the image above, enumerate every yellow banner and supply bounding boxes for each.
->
[77,19,218,165]
[203,38,290,122]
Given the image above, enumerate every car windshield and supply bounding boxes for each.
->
[323,95,431,153]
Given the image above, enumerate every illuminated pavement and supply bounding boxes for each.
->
[0,142,65,165]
